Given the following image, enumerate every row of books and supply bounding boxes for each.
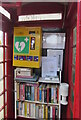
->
[17,101,59,119]
[17,83,59,103]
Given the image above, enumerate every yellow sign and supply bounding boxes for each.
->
[13,27,42,68]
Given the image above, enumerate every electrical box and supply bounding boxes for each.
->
[13,27,42,68]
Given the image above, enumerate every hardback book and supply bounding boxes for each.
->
[51,85,54,103]
[31,86,34,101]
[54,87,57,103]
[20,84,25,100]
[36,104,39,118]
[49,85,51,103]
[41,105,44,119]
[22,102,25,116]
[39,85,42,102]
[37,87,39,101]
[47,84,50,103]
[55,106,59,119]
[44,84,47,103]
[16,83,19,100]
[34,87,37,101]
[48,106,50,119]
[24,102,27,116]
[19,102,22,115]
[16,101,19,115]
[50,106,52,119]
[46,106,48,119]
[27,103,30,117]
[52,106,55,119]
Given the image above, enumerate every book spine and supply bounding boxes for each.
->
[39,85,42,102]
[37,87,39,101]
[41,105,44,119]
[22,102,25,116]
[17,83,19,100]
[27,86,31,100]
[25,85,27,100]
[35,87,37,101]
[33,104,35,118]
[44,85,47,103]
[19,102,22,115]
[44,105,46,119]
[49,87,51,103]
[50,106,52,119]
[36,104,39,118]
[52,106,55,119]
[24,102,27,116]
[23,85,25,100]
[42,86,44,102]
[31,86,34,101]
[47,85,49,103]
[57,87,59,103]
[54,87,57,103]
[39,105,41,118]
[51,86,54,103]
[16,101,19,115]
[48,106,50,119]
[55,106,59,119]
[27,103,29,117]
[46,106,48,119]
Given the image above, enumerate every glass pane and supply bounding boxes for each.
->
[0,94,4,109]
[73,47,76,65]
[5,91,7,104]
[5,33,7,45]
[5,62,7,75]
[0,63,3,79]
[5,48,7,60]
[0,109,4,119]
[71,88,74,105]
[72,68,75,85]
[0,79,4,93]
[0,47,3,61]
[5,77,7,90]
[73,27,76,45]
[5,105,7,117]
[0,31,3,45]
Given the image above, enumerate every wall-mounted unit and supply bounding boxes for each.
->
[13,27,42,68]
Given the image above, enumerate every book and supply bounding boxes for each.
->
[36,104,39,118]
[37,87,39,101]
[27,103,29,117]
[16,101,19,115]
[24,102,27,116]
[20,84,25,100]
[48,106,50,119]
[46,106,48,119]
[49,85,51,103]
[19,102,22,115]
[55,106,59,119]
[39,105,42,118]
[52,106,55,119]
[51,85,54,103]
[39,85,42,102]
[16,83,19,100]
[42,85,45,102]
[44,85,47,103]
[31,86,34,101]
[22,102,25,116]
[34,87,37,101]
[54,87,57,103]
[50,106,52,119]
[47,84,50,103]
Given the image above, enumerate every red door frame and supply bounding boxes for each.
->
[73,1,81,118]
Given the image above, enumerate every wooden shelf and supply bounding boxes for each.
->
[17,100,59,106]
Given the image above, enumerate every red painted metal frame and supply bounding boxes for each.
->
[73,1,80,118]
[3,32,5,118]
